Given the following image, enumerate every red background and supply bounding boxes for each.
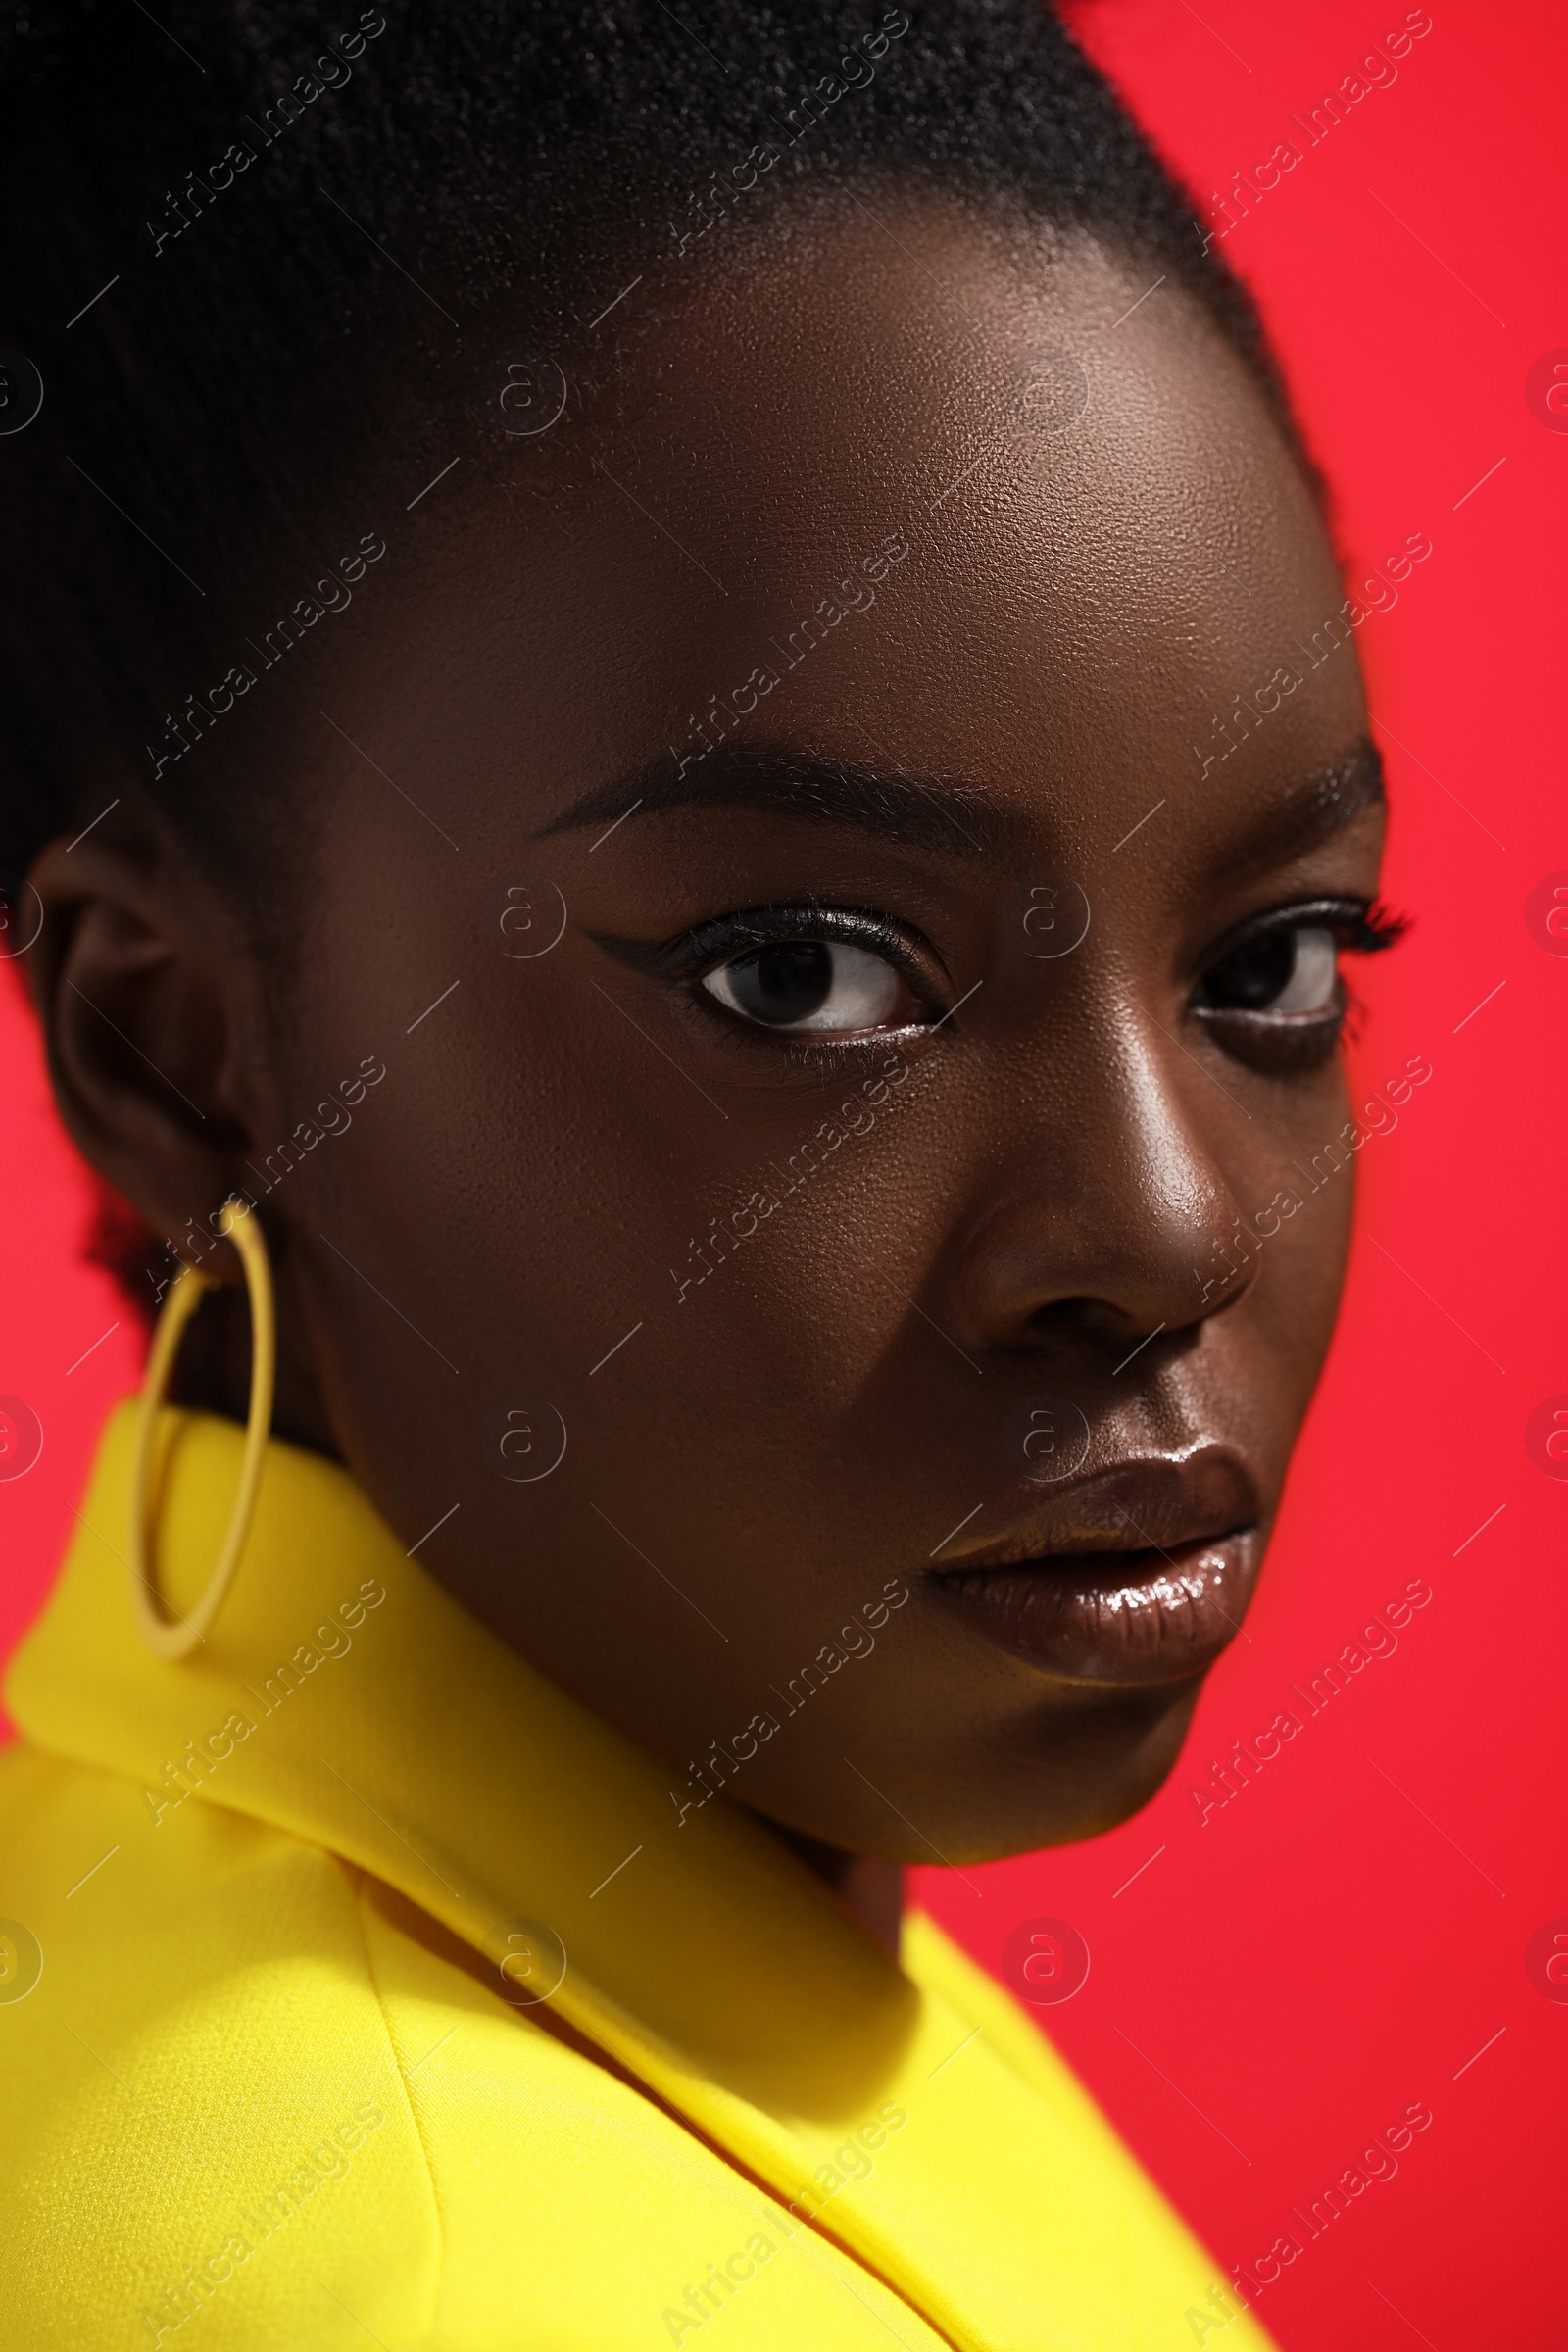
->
[3,4,1563,2344]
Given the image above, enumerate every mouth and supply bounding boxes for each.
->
[930,1449,1264,1686]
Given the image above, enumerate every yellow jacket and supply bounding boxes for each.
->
[0,1405,1270,2350]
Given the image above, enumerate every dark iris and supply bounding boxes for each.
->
[726,941,834,1025]
[1202,931,1297,1010]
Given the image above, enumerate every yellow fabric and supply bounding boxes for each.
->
[0,1404,1271,2350]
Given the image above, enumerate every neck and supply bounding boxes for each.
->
[760,1819,905,1958]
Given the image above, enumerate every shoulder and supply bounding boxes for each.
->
[0,1742,837,2349]
[0,1740,444,2345]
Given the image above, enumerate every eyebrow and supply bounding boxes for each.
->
[538,734,1385,867]
[1215,737,1386,878]
[537,744,1009,858]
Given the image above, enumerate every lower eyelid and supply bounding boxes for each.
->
[701,998,927,1040]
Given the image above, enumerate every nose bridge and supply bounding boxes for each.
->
[1113,1013,1235,1255]
[953,997,1247,1343]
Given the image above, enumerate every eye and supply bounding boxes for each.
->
[1198,922,1338,1017]
[1190,898,1406,1068]
[702,939,915,1033]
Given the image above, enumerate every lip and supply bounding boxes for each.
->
[931,1450,1263,1686]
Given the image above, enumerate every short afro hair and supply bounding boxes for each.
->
[0,0,1304,906]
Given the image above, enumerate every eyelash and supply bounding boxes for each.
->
[662,901,941,1073]
[1333,897,1409,1039]
[669,900,927,975]
[1226,898,1407,962]
[662,894,1407,1063]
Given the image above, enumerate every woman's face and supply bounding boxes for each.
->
[53,203,1387,1862]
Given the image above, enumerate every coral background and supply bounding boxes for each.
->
[3,3,1563,2345]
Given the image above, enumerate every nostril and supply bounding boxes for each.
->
[1025,1296,1104,1343]
[1024,1296,1169,1347]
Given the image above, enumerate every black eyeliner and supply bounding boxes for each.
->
[595,899,943,990]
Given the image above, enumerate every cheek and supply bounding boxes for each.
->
[1248,1082,1359,1405]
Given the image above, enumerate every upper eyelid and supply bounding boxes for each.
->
[682,895,1372,953]
[1201,894,1376,965]
[610,892,1388,999]
[586,904,948,995]
[672,902,939,977]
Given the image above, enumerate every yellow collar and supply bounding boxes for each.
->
[10,1401,921,2096]
[7,1403,1239,2349]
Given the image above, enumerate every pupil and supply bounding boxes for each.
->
[1212,932,1295,1009]
[731,942,834,1024]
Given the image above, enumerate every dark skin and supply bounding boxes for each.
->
[27,202,1386,1958]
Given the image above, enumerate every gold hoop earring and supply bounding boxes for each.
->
[129,1199,276,1661]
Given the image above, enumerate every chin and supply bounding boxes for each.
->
[901,1676,1210,1868]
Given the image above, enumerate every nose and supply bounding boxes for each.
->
[946,1011,1254,1358]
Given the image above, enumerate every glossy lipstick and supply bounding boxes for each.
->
[931,1449,1262,1685]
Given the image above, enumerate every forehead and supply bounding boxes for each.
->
[397,201,1364,854]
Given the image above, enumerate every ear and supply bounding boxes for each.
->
[24,813,266,1276]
